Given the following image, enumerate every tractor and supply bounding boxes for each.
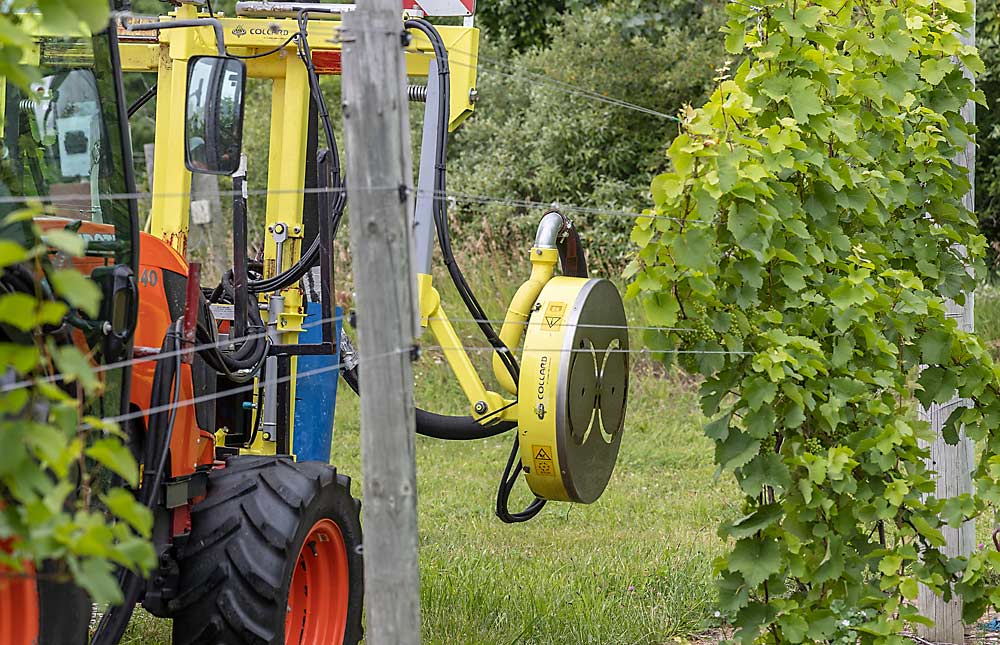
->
[0,1,630,643]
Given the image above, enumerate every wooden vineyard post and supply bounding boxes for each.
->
[917,2,976,641]
[341,2,422,643]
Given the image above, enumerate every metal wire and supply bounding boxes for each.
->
[428,316,742,335]
[0,184,348,207]
[0,312,347,394]
[8,311,746,398]
[93,346,410,428]
[0,183,692,227]
[417,188,709,225]
[405,42,683,122]
[92,342,737,429]
[422,344,754,356]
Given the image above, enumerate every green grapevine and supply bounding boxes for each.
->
[629,0,1000,641]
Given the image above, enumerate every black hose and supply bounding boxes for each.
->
[404,19,547,522]
[194,294,269,381]
[342,364,515,439]
[404,18,521,385]
[247,11,346,295]
[496,436,546,523]
[127,83,157,118]
[228,32,297,60]
[335,20,519,442]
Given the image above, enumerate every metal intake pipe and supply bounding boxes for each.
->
[534,210,565,249]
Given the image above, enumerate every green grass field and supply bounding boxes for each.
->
[123,356,734,645]
[120,278,1000,644]
[122,255,738,644]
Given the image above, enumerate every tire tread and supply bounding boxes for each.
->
[171,457,363,645]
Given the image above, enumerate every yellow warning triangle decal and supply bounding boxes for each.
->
[535,447,552,460]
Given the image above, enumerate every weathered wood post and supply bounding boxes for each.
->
[918,2,976,641]
[341,2,422,643]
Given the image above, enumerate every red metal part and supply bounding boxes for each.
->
[404,0,476,16]
[312,50,342,75]
[35,219,213,479]
[285,519,350,645]
[181,262,201,365]
[172,504,192,537]
[130,237,215,480]
[0,553,38,645]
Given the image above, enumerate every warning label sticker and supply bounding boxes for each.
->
[543,302,567,331]
[533,444,554,476]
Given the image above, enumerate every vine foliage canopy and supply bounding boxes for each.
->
[628,0,1000,641]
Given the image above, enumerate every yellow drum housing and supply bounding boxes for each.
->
[517,276,629,503]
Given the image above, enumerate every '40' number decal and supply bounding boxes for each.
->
[139,268,159,288]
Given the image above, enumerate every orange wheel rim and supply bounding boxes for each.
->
[0,560,39,645]
[285,519,350,645]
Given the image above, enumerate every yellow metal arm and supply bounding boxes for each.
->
[417,274,514,422]
[492,247,558,395]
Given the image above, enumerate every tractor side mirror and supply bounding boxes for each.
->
[184,56,246,176]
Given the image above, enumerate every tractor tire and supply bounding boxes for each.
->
[170,456,363,645]
[0,560,89,645]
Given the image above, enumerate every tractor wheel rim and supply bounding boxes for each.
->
[0,561,39,645]
[286,518,350,645]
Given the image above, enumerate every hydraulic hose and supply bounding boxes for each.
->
[247,11,346,295]
[341,363,516,439]
[405,18,521,385]
[403,19,550,522]
[195,293,269,381]
[335,19,518,442]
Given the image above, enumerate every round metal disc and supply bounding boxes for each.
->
[598,340,627,441]
[567,339,599,444]
[555,278,629,503]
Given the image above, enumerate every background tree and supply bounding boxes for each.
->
[975,0,1000,272]
[447,0,728,272]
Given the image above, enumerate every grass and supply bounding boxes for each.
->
[120,275,1000,643]
[124,371,731,644]
[122,252,735,643]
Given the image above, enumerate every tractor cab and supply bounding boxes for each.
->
[0,24,139,408]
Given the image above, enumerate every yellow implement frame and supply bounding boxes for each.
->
[119,5,479,266]
[120,7,565,439]
[119,6,481,447]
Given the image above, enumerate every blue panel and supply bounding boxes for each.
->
[292,304,341,462]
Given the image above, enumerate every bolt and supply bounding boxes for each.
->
[267,225,273,232]
[536,249,543,255]
[293,226,301,234]
[474,401,488,415]
[263,432,272,441]
[469,88,479,103]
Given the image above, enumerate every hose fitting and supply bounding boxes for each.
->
[534,211,566,249]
